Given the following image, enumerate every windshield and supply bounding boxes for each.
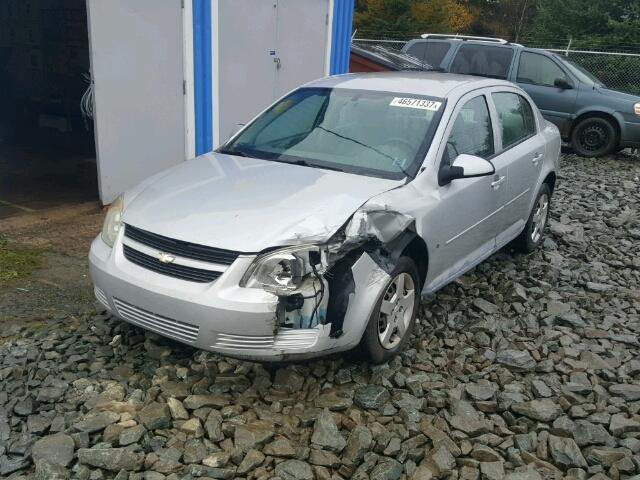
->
[219,87,445,180]
[555,55,603,86]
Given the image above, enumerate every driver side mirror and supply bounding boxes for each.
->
[554,78,573,90]
[438,154,495,186]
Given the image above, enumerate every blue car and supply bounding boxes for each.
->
[403,34,640,157]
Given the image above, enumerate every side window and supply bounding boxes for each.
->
[450,44,514,80]
[443,96,494,164]
[517,52,568,87]
[406,41,451,68]
[492,92,536,148]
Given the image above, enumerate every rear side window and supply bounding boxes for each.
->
[443,95,494,164]
[450,44,514,79]
[492,92,536,148]
[405,41,451,67]
[517,51,569,87]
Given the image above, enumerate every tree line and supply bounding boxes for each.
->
[354,0,640,51]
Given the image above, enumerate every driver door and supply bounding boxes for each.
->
[424,92,505,292]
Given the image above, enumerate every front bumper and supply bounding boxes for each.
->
[89,233,387,361]
[621,120,640,148]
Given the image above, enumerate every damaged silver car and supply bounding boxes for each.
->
[90,72,560,363]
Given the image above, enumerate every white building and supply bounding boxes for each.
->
[0,0,354,207]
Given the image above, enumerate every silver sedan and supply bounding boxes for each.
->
[90,72,560,362]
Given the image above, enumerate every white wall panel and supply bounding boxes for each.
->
[88,0,186,204]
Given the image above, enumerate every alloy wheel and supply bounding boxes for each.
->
[531,193,549,244]
[378,272,416,350]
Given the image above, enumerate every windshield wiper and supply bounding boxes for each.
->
[464,72,504,80]
[217,147,257,159]
[266,157,345,172]
[290,159,344,172]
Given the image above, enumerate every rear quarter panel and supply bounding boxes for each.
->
[540,119,561,199]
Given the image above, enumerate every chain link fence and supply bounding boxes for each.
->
[352,36,640,95]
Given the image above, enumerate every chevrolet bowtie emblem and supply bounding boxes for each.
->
[157,252,176,264]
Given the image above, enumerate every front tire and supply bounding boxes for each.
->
[360,256,420,364]
[513,184,551,253]
[570,117,617,157]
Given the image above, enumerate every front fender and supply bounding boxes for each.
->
[572,106,625,133]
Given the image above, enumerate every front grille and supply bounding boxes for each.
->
[94,286,109,309]
[113,298,199,343]
[211,329,318,351]
[123,244,222,283]
[124,224,243,265]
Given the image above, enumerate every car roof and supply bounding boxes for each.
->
[406,37,560,57]
[407,37,523,48]
[305,72,515,98]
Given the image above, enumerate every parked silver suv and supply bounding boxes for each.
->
[404,34,640,157]
[90,73,560,363]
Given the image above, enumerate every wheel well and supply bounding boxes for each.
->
[543,171,557,194]
[570,111,621,143]
[402,235,429,287]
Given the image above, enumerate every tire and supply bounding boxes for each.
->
[570,117,617,157]
[360,256,421,364]
[512,184,551,253]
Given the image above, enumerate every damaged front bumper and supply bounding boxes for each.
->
[89,232,390,361]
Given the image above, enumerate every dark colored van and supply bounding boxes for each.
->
[403,34,640,157]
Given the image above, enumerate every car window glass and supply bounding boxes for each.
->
[406,41,451,67]
[555,56,602,86]
[226,88,446,180]
[253,94,326,145]
[443,95,494,164]
[517,52,568,87]
[492,92,536,148]
[450,44,514,79]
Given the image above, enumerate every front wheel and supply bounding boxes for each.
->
[360,256,420,364]
[512,184,551,253]
[570,117,617,157]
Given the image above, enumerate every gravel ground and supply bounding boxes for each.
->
[0,152,639,480]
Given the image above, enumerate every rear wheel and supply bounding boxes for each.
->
[570,117,617,157]
[512,184,551,253]
[360,256,420,364]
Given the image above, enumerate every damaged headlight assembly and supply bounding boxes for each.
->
[240,245,327,295]
[241,245,333,329]
[101,195,124,248]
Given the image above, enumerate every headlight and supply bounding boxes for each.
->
[241,245,323,295]
[101,195,124,247]
[635,103,640,116]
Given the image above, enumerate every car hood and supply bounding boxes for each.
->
[595,86,640,103]
[122,153,403,253]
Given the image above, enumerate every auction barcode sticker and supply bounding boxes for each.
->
[390,97,442,111]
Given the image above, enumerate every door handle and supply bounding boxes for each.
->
[532,153,544,165]
[273,57,281,69]
[491,175,506,190]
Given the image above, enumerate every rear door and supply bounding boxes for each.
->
[488,89,546,247]
[87,0,186,204]
[513,51,578,136]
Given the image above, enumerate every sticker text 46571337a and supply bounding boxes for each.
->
[390,97,442,111]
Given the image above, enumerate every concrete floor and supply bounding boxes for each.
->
[0,142,99,219]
